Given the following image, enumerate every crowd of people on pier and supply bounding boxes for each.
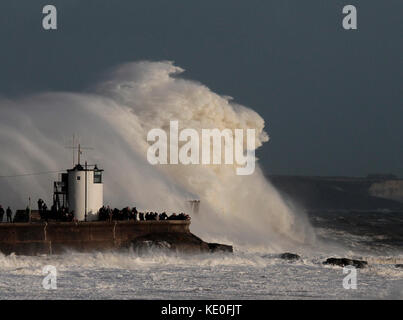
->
[98,206,191,222]
[0,205,13,222]
[38,198,75,222]
[0,200,191,223]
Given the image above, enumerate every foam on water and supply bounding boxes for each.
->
[0,249,402,299]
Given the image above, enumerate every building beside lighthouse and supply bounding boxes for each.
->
[54,163,103,221]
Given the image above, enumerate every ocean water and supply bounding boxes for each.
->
[0,211,402,300]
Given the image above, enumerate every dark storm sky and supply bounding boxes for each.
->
[0,0,401,177]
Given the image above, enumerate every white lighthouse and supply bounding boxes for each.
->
[66,163,103,221]
[53,142,104,221]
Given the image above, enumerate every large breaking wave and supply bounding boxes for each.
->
[0,61,314,251]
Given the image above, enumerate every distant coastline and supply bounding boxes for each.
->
[267,174,403,212]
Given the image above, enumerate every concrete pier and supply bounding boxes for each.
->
[0,220,233,255]
[0,220,201,255]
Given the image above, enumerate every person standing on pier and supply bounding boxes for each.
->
[6,206,12,223]
[107,206,112,222]
[0,205,4,222]
[37,198,44,212]
[42,203,48,221]
[132,207,138,221]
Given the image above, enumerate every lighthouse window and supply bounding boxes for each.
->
[94,171,102,184]
[77,176,81,181]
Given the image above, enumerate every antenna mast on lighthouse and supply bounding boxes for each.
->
[65,135,94,166]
